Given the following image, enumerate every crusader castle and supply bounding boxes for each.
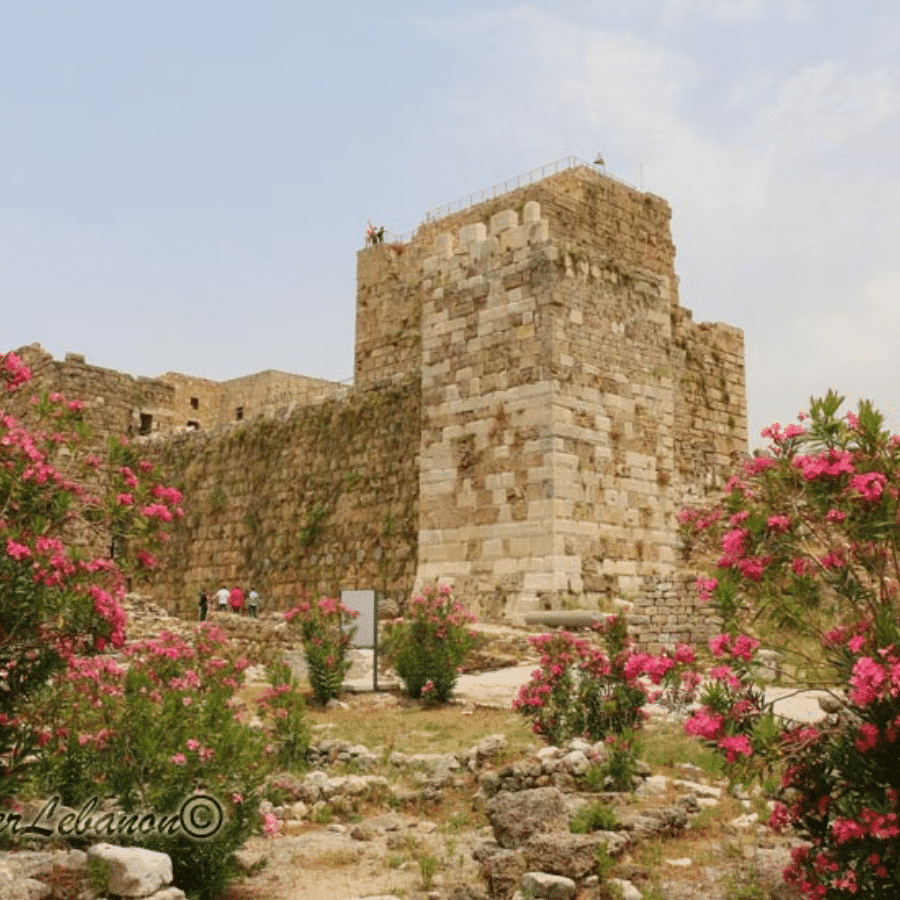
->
[12,159,747,649]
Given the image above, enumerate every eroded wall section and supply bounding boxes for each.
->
[138,379,420,617]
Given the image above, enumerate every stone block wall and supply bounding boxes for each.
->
[12,343,177,439]
[671,308,748,507]
[161,369,347,431]
[546,249,678,610]
[407,166,747,622]
[140,378,421,617]
[416,200,559,618]
[6,162,748,650]
[354,241,427,389]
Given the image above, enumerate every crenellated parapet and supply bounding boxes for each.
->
[422,201,550,281]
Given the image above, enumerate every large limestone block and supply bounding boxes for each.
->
[88,844,173,898]
[490,209,518,234]
[434,232,455,256]
[521,871,576,900]
[523,200,541,224]
[459,223,487,246]
[484,787,568,848]
[523,831,627,879]
[527,220,550,243]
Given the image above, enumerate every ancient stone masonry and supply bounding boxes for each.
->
[8,162,746,649]
[388,166,747,646]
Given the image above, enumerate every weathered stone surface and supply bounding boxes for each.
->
[478,849,527,900]
[618,804,688,838]
[485,788,569,848]
[13,162,746,649]
[608,878,642,900]
[520,870,577,900]
[88,843,173,898]
[523,832,628,880]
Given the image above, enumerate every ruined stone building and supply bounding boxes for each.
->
[10,160,747,649]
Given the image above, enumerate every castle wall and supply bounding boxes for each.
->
[416,202,558,618]
[670,308,748,505]
[6,162,748,650]
[11,344,176,438]
[547,250,678,608]
[160,369,347,430]
[141,379,420,617]
[406,166,747,636]
[354,241,426,389]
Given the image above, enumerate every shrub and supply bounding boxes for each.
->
[285,596,358,705]
[23,623,300,899]
[0,351,181,801]
[570,800,620,833]
[512,614,698,746]
[256,660,311,770]
[680,391,900,899]
[380,584,477,704]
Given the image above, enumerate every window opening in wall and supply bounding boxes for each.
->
[235,406,244,421]
[139,413,153,435]
[186,420,200,430]
[190,397,199,410]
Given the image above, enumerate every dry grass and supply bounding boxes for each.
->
[303,694,537,759]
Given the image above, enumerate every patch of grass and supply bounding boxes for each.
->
[311,805,333,825]
[687,805,727,834]
[641,722,723,777]
[290,848,360,869]
[443,811,471,833]
[570,801,620,833]
[417,853,440,890]
[302,701,536,760]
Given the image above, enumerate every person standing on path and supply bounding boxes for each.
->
[198,589,209,622]
[248,589,259,619]
[216,586,229,615]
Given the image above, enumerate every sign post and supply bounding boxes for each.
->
[341,590,378,691]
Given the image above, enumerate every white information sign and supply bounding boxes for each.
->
[341,590,377,648]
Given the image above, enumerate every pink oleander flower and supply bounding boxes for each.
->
[793,448,856,480]
[170,753,187,765]
[717,733,753,763]
[685,709,725,741]
[737,556,768,581]
[854,722,879,753]
[694,576,718,601]
[848,656,887,707]
[730,634,760,661]
[767,514,791,533]
[709,665,741,689]
[5,539,31,561]
[849,471,887,502]
[721,528,748,560]
[262,811,279,837]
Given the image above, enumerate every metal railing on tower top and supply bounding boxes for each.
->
[368,155,639,248]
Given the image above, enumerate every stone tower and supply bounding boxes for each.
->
[356,162,746,622]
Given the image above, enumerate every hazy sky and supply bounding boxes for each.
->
[3,0,899,447]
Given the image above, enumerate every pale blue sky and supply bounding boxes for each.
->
[3,1,899,446]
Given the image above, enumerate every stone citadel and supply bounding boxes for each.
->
[11,159,747,650]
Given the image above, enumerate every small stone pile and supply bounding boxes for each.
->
[0,844,183,900]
